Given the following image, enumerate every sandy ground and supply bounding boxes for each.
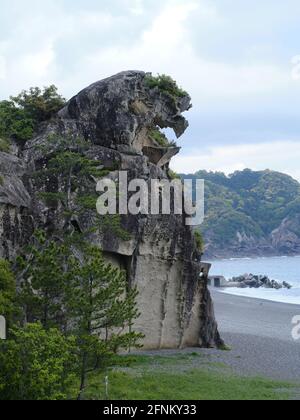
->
[138,290,300,384]
[203,289,300,382]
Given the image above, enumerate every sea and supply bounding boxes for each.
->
[209,256,300,305]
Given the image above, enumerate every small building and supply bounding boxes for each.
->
[208,275,227,288]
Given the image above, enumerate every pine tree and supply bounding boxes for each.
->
[35,135,130,240]
[65,245,143,400]
[34,136,113,234]
[0,259,18,332]
[16,231,71,330]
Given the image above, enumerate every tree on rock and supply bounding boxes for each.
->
[0,85,65,143]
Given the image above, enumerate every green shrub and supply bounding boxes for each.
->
[0,137,10,153]
[144,74,188,99]
[0,323,77,400]
[149,128,177,148]
[168,169,181,180]
[0,85,65,143]
[195,230,205,253]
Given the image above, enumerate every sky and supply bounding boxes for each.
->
[1,0,300,180]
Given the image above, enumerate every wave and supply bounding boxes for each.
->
[210,255,300,304]
[219,287,300,306]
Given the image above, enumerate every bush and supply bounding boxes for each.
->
[0,85,65,143]
[0,259,17,328]
[0,323,77,400]
[0,100,34,142]
[144,74,188,99]
[194,231,205,253]
[149,128,177,148]
[11,85,66,124]
[0,137,10,153]
[168,169,181,180]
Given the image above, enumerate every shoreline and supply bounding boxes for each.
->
[209,287,300,308]
[206,289,300,382]
[207,255,300,305]
[215,287,300,306]
[207,254,300,262]
[211,289,300,340]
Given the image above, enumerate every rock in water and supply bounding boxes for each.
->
[0,71,223,350]
[229,274,292,290]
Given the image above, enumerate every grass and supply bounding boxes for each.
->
[79,354,298,401]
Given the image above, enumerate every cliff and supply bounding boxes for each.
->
[0,71,222,349]
[181,169,300,259]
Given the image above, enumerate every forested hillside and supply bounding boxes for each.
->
[181,169,300,258]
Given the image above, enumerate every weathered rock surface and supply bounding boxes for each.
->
[205,225,300,259]
[0,71,222,350]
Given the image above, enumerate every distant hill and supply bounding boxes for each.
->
[180,169,300,258]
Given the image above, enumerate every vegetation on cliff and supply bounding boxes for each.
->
[0,260,16,329]
[35,135,130,241]
[149,127,177,148]
[0,85,65,144]
[144,74,188,100]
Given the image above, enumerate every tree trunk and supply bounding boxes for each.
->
[77,352,88,401]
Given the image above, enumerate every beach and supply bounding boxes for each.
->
[209,256,300,305]
[205,290,300,382]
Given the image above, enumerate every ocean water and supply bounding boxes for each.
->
[209,256,300,305]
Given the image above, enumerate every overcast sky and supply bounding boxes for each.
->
[1,0,300,179]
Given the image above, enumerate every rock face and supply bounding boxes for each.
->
[0,71,222,350]
[205,224,300,260]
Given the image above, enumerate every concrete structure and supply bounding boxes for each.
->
[199,263,212,279]
[208,275,227,288]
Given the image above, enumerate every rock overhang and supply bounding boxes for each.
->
[57,70,192,153]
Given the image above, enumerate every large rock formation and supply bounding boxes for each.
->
[0,71,222,349]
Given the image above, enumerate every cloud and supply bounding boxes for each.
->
[129,0,144,16]
[56,0,294,106]
[21,44,56,80]
[0,0,296,102]
[0,0,300,180]
[171,141,300,181]
[0,56,6,80]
